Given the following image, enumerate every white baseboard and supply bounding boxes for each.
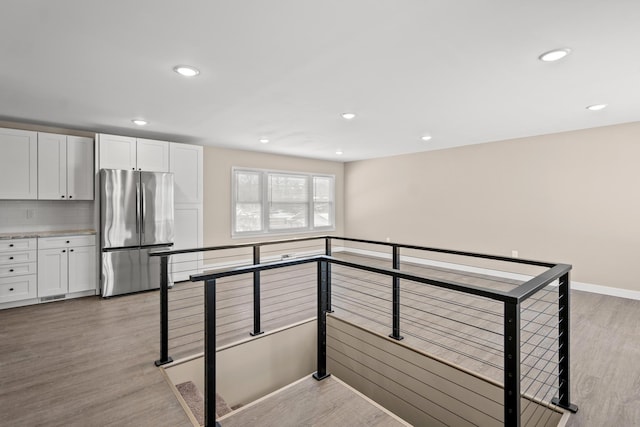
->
[339,246,533,282]
[339,247,640,301]
[570,281,640,301]
[195,245,640,301]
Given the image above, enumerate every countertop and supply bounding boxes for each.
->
[0,229,96,240]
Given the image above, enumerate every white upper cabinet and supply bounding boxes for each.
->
[169,142,203,203]
[137,138,169,172]
[99,134,137,170]
[38,133,93,200]
[37,133,67,200]
[0,128,38,199]
[66,136,94,200]
[98,134,169,172]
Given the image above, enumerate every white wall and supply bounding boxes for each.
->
[344,121,640,292]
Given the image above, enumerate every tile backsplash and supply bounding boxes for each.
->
[0,200,95,233]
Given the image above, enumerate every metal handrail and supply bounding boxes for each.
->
[152,235,578,426]
[150,234,555,268]
[189,254,576,427]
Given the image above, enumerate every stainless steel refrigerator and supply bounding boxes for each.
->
[100,169,174,297]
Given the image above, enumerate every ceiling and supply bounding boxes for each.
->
[1,1,639,162]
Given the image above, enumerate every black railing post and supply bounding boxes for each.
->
[155,255,173,366]
[389,245,403,340]
[504,300,521,427]
[325,237,332,312]
[551,272,579,413]
[313,259,331,381]
[250,246,263,336]
[204,278,221,427]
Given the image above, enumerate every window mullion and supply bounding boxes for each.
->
[263,171,269,233]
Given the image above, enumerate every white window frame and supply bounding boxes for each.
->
[232,167,336,237]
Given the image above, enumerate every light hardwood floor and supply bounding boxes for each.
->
[217,376,409,426]
[0,292,192,427]
[1,258,638,426]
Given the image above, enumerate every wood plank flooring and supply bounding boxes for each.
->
[1,251,639,426]
[217,376,410,427]
[0,292,192,426]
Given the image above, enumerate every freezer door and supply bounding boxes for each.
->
[101,169,140,249]
[140,247,172,292]
[140,172,174,246]
[102,249,140,297]
[101,247,172,297]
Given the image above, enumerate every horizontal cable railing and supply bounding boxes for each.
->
[151,236,578,426]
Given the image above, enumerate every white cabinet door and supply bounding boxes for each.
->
[99,134,136,170]
[68,245,96,293]
[37,132,67,200]
[172,205,202,282]
[67,136,94,200]
[0,128,38,199]
[37,248,68,297]
[0,275,37,303]
[137,138,169,172]
[170,142,203,203]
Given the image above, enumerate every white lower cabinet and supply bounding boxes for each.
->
[0,275,37,304]
[68,245,96,293]
[37,235,96,298]
[37,247,68,297]
[0,238,38,303]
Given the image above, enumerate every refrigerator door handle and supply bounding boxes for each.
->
[141,181,145,234]
[136,181,140,234]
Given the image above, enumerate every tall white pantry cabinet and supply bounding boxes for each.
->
[169,142,203,282]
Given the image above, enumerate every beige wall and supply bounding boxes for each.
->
[344,122,640,291]
[203,146,344,246]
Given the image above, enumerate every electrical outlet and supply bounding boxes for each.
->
[26,209,34,219]
[511,250,519,258]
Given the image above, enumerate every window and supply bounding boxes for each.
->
[233,168,335,236]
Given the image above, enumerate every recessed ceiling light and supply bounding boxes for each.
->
[421,135,432,141]
[586,104,607,111]
[336,150,343,155]
[538,48,572,62]
[132,119,148,126]
[341,112,356,120]
[173,65,200,77]
[259,138,269,144]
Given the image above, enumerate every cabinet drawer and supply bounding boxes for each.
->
[38,235,96,249]
[0,250,36,265]
[0,262,37,278]
[0,238,37,252]
[0,274,37,303]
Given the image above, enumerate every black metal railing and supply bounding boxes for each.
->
[150,236,579,426]
[153,236,328,362]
